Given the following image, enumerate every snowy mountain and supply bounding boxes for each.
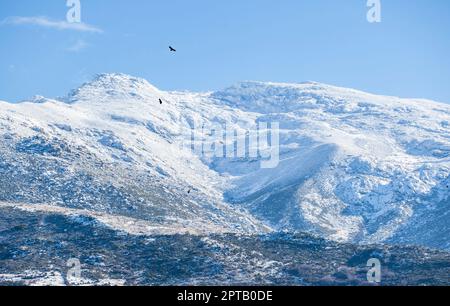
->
[1,73,449,251]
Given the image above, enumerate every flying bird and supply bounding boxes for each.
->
[169,46,176,52]
[159,99,163,105]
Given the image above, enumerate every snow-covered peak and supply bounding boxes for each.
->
[211,80,356,113]
[66,73,161,103]
[212,80,450,115]
[91,73,155,88]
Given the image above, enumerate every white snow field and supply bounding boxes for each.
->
[0,73,449,249]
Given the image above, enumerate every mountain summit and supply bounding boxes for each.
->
[66,73,161,103]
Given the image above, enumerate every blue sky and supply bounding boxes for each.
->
[1,0,449,103]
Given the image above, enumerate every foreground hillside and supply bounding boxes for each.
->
[1,206,449,286]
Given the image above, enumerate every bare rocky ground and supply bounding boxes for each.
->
[1,206,449,286]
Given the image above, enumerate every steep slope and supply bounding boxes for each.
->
[212,81,450,247]
[1,73,449,250]
[0,74,267,235]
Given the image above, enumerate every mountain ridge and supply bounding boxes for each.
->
[1,73,449,250]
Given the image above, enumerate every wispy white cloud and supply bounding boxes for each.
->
[1,16,103,33]
[67,39,89,52]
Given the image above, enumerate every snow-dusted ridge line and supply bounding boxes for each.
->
[9,73,449,107]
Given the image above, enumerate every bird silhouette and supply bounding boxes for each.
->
[169,46,176,52]
[159,99,163,105]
